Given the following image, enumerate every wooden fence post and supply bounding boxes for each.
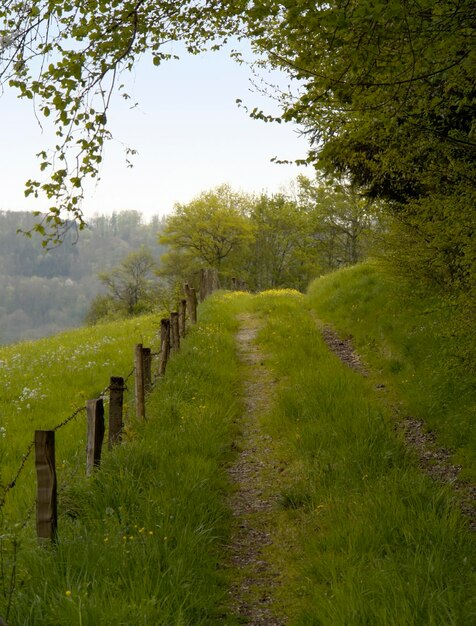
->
[86,398,105,475]
[179,299,187,338]
[134,344,146,420]
[170,311,180,352]
[199,269,206,301]
[35,430,57,542]
[184,283,198,324]
[109,376,124,448]
[158,318,170,376]
[143,347,152,392]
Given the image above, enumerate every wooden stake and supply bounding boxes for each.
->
[109,377,124,448]
[143,347,152,392]
[134,344,146,420]
[158,318,170,376]
[179,299,187,338]
[170,311,180,352]
[86,398,105,475]
[183,283,198,324]
[35,430,57,542]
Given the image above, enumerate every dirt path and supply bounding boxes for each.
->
[227,314,285,625]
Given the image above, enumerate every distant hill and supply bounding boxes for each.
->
[0,210,167,344]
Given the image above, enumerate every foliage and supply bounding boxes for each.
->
[1,1,474,303]
[159,184,255,275]
[159,179,384,291]
[245,191,316,291]
[296,174,385,269]
[243,0,476,296]
[97,247,157,316]
[0,1,239,243]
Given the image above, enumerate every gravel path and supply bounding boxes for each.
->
[227,314,285,625]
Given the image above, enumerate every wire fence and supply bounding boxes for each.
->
[0,283,202,527]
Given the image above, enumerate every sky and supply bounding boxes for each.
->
[0,42,310,222]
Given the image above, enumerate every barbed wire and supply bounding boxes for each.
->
[0,338,161,513]
[52,405,87,433]
[0,440,34,511]
[124,367,135,384]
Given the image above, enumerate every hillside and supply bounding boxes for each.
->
[0,210,166,345]
[0,265,474,625]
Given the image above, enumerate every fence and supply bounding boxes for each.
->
[0,282,203,547]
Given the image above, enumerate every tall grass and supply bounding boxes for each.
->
[307,262,476,480]
[1,296,247,624]
[250,290,475,625]
[1,282,474,624]
[0,315,161,526]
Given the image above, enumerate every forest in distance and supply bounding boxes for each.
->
[1,176,384,345]
[0,209,167,345]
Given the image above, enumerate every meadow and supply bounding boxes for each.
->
[0,266,474,624]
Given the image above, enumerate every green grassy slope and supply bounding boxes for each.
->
[1,271,474,625]
[307,261,476,480]
[2,298,245,624]
[248,289,475,625]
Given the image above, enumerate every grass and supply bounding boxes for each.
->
[1,275,474,625]
[247,289,475,625]
[307,261,476,480]
[0,314,161,525]
[1,297,246,624]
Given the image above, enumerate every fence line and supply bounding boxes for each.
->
[0,277,219,544]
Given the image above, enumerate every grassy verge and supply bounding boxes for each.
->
[307,262,476,480]
[2,295,246,624]
[249,290,475,625]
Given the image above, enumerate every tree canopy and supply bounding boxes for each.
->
[0,0,239,243]
[159,184,255,272]
[159,180,382,291]
[2,0,474,297]
[243,1,475,294]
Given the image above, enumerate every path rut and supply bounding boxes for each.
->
[227,314,285,625]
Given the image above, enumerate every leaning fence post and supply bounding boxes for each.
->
[134,344,146,420]
[35,430,57,542]
[143,347,152,392]
[86,398,105,475]
[170,311,180,352]
[109,377,124,448]
[158,318,170,376]
[179,299,187,338]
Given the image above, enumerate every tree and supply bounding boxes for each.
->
[2,1,474,300]
[246,192,316,291]
[95,247,157,317]
[296,176,383,271]
[159,184,255,281]
[243,1,475,295]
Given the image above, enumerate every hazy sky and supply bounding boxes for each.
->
[0,42,309,221]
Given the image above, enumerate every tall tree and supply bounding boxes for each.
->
[296,176,382,270]
[159,184,255,278]
[2,1,474,299]
[244,1,475,294]
[246,192,316,291]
